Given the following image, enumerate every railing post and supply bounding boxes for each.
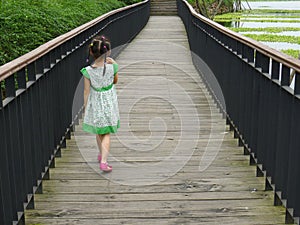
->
[281,65,291,86]
[255,50,269,73]
[271,60,280,80]
[42,55,50,75]
[27,62,36,82]
[0,87,3,108]
[243,45,254,63]
[294,72,300,95]
[35,58,43,76]
[273,64,294,201]
[0,110,14,225]
[17,68,26,90]
[286,89,300,219]
[5,75,16,98]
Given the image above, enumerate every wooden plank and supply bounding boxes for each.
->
[41,179,264,193]
[26,203,284,219]
[25,218,290,225]
[34,191,274,202]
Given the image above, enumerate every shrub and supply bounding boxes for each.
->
[0,0,143,66]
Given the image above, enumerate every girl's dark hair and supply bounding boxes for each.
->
[87,35,111,76]
[89,36,111,59]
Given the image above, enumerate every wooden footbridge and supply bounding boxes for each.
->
[1,0,300,224]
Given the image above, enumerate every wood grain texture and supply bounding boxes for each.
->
[25,16,292,225]
[151,0,177,15]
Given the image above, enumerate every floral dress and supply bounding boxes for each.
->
[80,63,120,134]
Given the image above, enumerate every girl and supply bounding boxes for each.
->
[80,36,119,172]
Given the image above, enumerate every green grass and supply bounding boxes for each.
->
[250,9,300,14]
[246,9,300,14]
[248,0,297,1]
[0,0,142,66]
[282,49,300,58]
[215,9,300,21]
[243,34,300,44]
[230,27,300,33]
[216,18,300,23]
[214,11,300,23]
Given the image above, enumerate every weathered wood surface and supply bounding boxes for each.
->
[25,16,292,225]
[151,0,177,15]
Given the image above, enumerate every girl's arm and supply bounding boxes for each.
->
[113,73,118,84]
[84,77,90,109]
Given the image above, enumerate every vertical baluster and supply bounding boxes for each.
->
[43,53,50,70]
[294,72,300,95]
[271,59,280,80]
[27,62,36,82]
[248,46,255,63]
[0,108,13,224]
[17,68,26,90]
[265,59,280,180]
[0,82,3,108]
[36,58,44,76]
[54,47,60,63]
[237,41,242,56]
[5,75,16,98]
[286,90,300,219]
[281,65,290,86]
[255,50,269,73]
[49,49,56,67]
[0,171,4,224]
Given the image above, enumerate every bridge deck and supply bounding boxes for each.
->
[25,16,290,225]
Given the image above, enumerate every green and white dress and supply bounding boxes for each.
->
[80,63,120,134]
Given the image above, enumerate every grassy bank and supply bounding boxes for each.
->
[214,9,300,59]
[0,0,141,66]
[230,27,300,33]
[242,34,300,45]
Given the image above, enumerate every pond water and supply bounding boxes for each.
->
[240,31,300,36]
[260,41,300,50]
[244,1,300,10]
[231,21,300,28]
[245,13,300,17]
[222,1,300,52]
[241,18,300,21]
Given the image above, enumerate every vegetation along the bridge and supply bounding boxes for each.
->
[188,0,300,59]
[0,0,142,66]
[0,0,142,98]
[187,0,234,19]
[214,7,300,59]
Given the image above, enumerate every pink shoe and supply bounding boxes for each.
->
[100,162,112,172]
[97,154,102,162]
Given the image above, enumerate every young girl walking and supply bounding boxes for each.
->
[80,36,119,172]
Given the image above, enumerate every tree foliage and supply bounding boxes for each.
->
[188,0,234,19]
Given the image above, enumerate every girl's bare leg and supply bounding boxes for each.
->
[99,134,110,163]
[96,135,102,154]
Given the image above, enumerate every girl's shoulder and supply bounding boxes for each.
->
[80,66,92,79]
[108,63,118,76]
[105,63,118,72]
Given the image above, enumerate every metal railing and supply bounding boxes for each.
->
[177,0,300,223]
[0,1,150,224]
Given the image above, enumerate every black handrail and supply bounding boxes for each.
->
[177,0,300,222]
[0,1,150,224]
